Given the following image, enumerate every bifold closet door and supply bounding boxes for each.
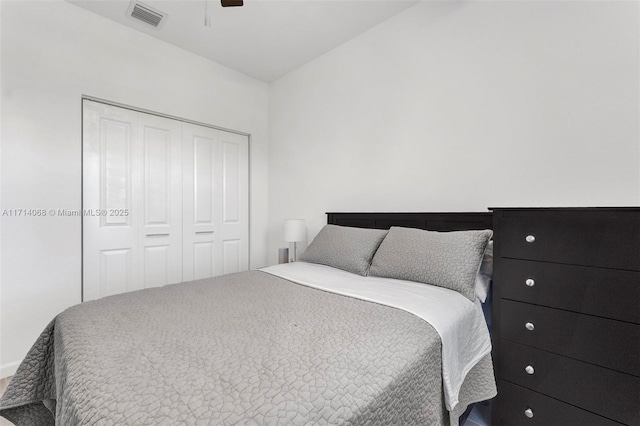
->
[84,100,249,300]
[182,123,249,281]
[83,101,183,301]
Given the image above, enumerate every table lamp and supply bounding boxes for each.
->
[284,219,306,262]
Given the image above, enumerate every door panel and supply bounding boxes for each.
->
[193,242,215,280]
[143,127,170,225]
[84,101,140,301]
[222,141,240,223]
[138,112,182,288]
[219,132,249,274]
[100,249,132,297]
[143,245,169,288]
[194,136,215,225]
[101,118,133,227]
[223,239,241,274]
[182,123,219,281]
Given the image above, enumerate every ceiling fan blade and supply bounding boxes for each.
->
[221,0,243,6]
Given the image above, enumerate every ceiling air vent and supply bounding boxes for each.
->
[127,1,167,29]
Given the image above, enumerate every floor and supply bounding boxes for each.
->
[0,375,490,426]
[0,377,12,426]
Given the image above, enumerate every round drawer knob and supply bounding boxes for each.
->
[525,235,536,243]
[525,408,534,418]
[525,322,535,331]
[526,278,535,287]
[525,365,535,375]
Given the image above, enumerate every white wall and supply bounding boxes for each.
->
[268,0,639,263]
[0,0,269,377]
[2,0,639,378]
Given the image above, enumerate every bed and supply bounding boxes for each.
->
[0,212,496,426]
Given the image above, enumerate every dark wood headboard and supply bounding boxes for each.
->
[327,212,492,231]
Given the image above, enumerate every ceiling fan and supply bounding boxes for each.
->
[221,0,243,6]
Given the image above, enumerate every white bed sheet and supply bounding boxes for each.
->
[260,261,492,412]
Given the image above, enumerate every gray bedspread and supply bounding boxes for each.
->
[0,271,496,425]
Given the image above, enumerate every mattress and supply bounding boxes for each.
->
[0,268,496,425]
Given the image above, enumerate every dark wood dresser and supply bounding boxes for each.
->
[491,208,640,425]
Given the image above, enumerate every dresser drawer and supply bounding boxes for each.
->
[500,300,640,376]
[499,259,640,324]
[498,210,640,271]
[499,340,640,425]
[495,380,621,426]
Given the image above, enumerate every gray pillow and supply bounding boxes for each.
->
[299,225,388,276]
[369,227,493,301]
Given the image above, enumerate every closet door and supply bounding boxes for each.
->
[83,101,183,301]
[84,100,249,300]
[182,124,249,281]
[83,101,140,301]
[137,112,183,289]
[218,130,249,274]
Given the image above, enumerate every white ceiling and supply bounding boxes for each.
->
[69,0,419,82]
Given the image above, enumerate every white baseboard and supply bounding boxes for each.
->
[0,360,21,379]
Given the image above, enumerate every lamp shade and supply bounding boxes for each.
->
[284,219,306,242]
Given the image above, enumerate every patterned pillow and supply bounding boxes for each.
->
[299,225,388,276]
[369,227,493,301]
